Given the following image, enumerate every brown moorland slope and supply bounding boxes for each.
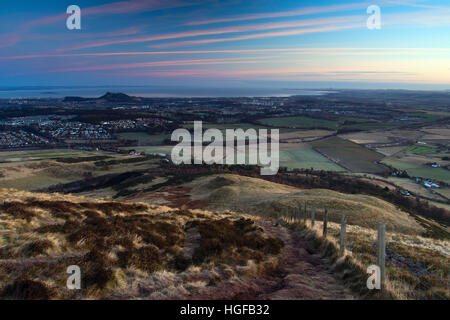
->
[0,188,359,300]
[181,174,425,235]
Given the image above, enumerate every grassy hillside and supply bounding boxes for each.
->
[181,174,449,299]
[0,189,283,299]
[0,153,161,191]
[183,174,426,235]
[1,173,448,300]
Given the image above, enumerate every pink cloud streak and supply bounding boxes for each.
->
[58,15,362,52]
[185,2,367,25]
[46,57,267,73]
[151,24,361,48]
[2,0,193,49]
[5,47,448,61]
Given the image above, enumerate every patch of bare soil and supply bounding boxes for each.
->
[126,186,209,209]
[183,227,200,260]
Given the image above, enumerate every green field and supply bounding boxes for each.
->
[310,136,387,174]
[403,143,437,156]
[279,147,347,171]
[121,144,345,172]
[435,188,450,200]
[257,116,401,132]
[407,112,449,123]
[0,149,113,163]
[407,168,450,183]
[382,159,450,183]
[340,122,401,131]
[257,116,338,130]
[381,159,417,170]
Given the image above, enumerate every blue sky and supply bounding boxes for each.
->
[0,0,449,89]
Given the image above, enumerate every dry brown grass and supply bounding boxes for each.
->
[279,215,449,300]
[184,174,425,235]
[0,188,284,300]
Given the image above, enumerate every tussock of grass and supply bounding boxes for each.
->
[192,218,283,265]
[1,279,55,300]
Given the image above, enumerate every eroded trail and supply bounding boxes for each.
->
[180,218,356,300]
[250,219,355,300]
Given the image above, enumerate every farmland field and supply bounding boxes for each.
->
[257,116,339,130]
[340,128,426,145]
[182,122,267,130]
[0,149,112,163]
[340,122,401,131]
[65,139,118,144]
[279,147,346,171]
[310,136,387,173]
[386,177,446,201]
[376,146,406,156]
[0,149,160,190]
[403,143,437,156]
[406,112,449,123]
[435,188,450,200]
[339,131,392,144]
[119,145,173,155]
[407,168,450,182]
[279,129,334,141]
[116,132,170,145]
[382,158,450,183]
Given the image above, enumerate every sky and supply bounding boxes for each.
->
[0,0,449,90]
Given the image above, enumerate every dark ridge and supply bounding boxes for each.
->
[63,92,142,103]
[37,171,145,194]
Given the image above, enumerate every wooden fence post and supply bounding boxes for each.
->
[340,212,347,256]
[311,206,315,227]
[303,201,307,223]
[377,223,386,285]
[322,209,328,237]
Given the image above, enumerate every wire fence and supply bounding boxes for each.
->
[276,201,449,300]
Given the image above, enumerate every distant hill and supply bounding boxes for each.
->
[98,92,142,102]
[63,92,142,103]
[63,96,91,102]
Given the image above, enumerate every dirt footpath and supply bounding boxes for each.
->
[250,219,355,300]
[175,218,356,300]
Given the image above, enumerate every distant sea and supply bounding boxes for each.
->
[0,86,333,99]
